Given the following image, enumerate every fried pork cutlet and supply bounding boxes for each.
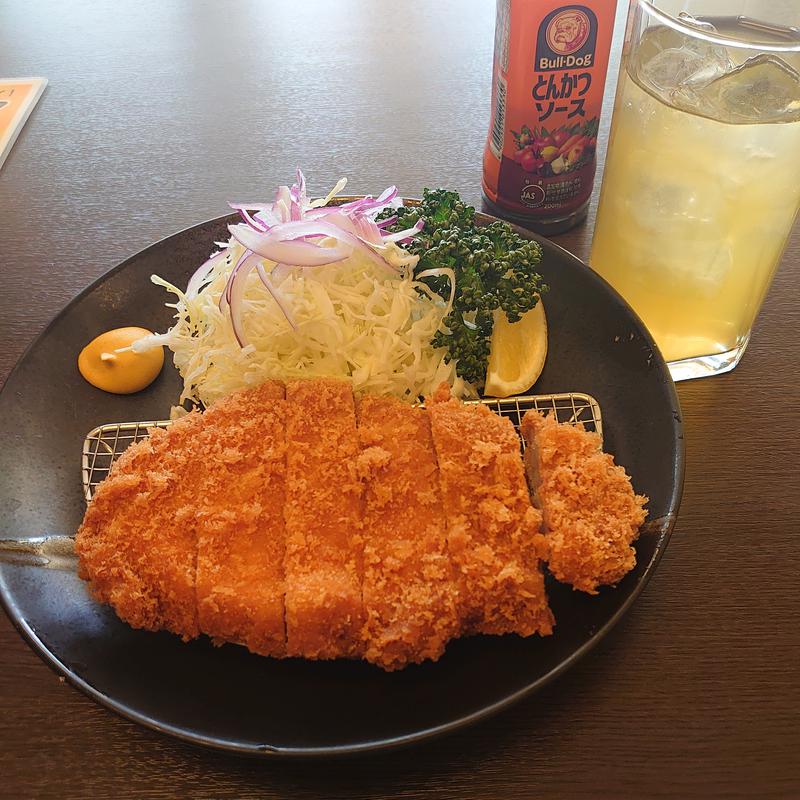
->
[76,412,207,639]
[194,381,287,657]
[356,394,459,670]
[77,378,648,669]
[520,411,648,594]
[426,384,553,638]
[283,378,365,660]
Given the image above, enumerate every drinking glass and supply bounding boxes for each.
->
[590,0,800,380]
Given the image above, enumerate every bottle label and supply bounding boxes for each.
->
[482,0,615,223]
[514,158,597,211]
[536,7,596,70]
[489,74,508,160]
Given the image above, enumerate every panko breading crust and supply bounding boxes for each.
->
[283,378,365,660]
[357,394,459,670]
[76,412,207,639]
[195,381,287,656]
[427,384,553,638]
[521,411,648,594]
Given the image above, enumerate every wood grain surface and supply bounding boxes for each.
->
[1,1,799,798]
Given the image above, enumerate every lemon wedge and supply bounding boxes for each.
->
[484,300,547,397]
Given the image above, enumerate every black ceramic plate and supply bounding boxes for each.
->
[0,208,683,756]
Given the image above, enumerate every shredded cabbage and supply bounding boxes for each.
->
[137,239,474,408]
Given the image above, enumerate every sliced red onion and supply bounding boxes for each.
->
[254,207,282,229]
[227,203,282,230]
[231,180,399,233]
[289,171,304,218]
[265,219,352,243]
[273,185,293,224]
[358,186,398,210]
[416,267,456,311]
[374,185,398,205]
[337,195,371,212]
[265,219,400,274]
[256,264,297,330]
[227,256,257,347]
[303,205,347,219]
[380,218,424,244]
[354,238,403,274]
[361,186,398,213]
[228,223,350,266]
[220,250,260,342]
[303,188,397,221]
[355,214,383,245]
[264,238,348,266]
[336,186,397,215]
[290,168,306,202]
[219,248,253,312]
[233,206,269,231]
[186,250,226,298]
[314,210,357,236]
[221,251,299,343]
[271,262,291,282]
[337,198,374,216]
[215,180,421,315]
[275,185,292,208]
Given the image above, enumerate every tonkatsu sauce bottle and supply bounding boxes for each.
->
[482,0,617,234]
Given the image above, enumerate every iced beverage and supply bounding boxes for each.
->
[590,4,800,379]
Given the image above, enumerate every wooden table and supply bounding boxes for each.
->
[1,2,798,797]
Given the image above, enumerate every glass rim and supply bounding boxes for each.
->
[637,0,800,53]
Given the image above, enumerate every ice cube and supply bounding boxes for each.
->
[625,151,728,244]
[640,43,733,99]
[671,13,732,65]
[698,54,800,124]
[640,23,686,56]
[640,47,709,92]
[636,11,739,101]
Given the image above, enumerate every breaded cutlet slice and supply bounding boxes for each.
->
[283,378,365,660]
[356,394,459,670]
[426,384,553,638]
[520,411,648,594]
[195,381,287,657]
[75,412,207,640]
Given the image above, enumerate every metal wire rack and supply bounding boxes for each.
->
[82,419,173,504]
[465,392,602,444]
[81,392,601,503]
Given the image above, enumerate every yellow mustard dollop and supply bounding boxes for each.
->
[78,327,164,394]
